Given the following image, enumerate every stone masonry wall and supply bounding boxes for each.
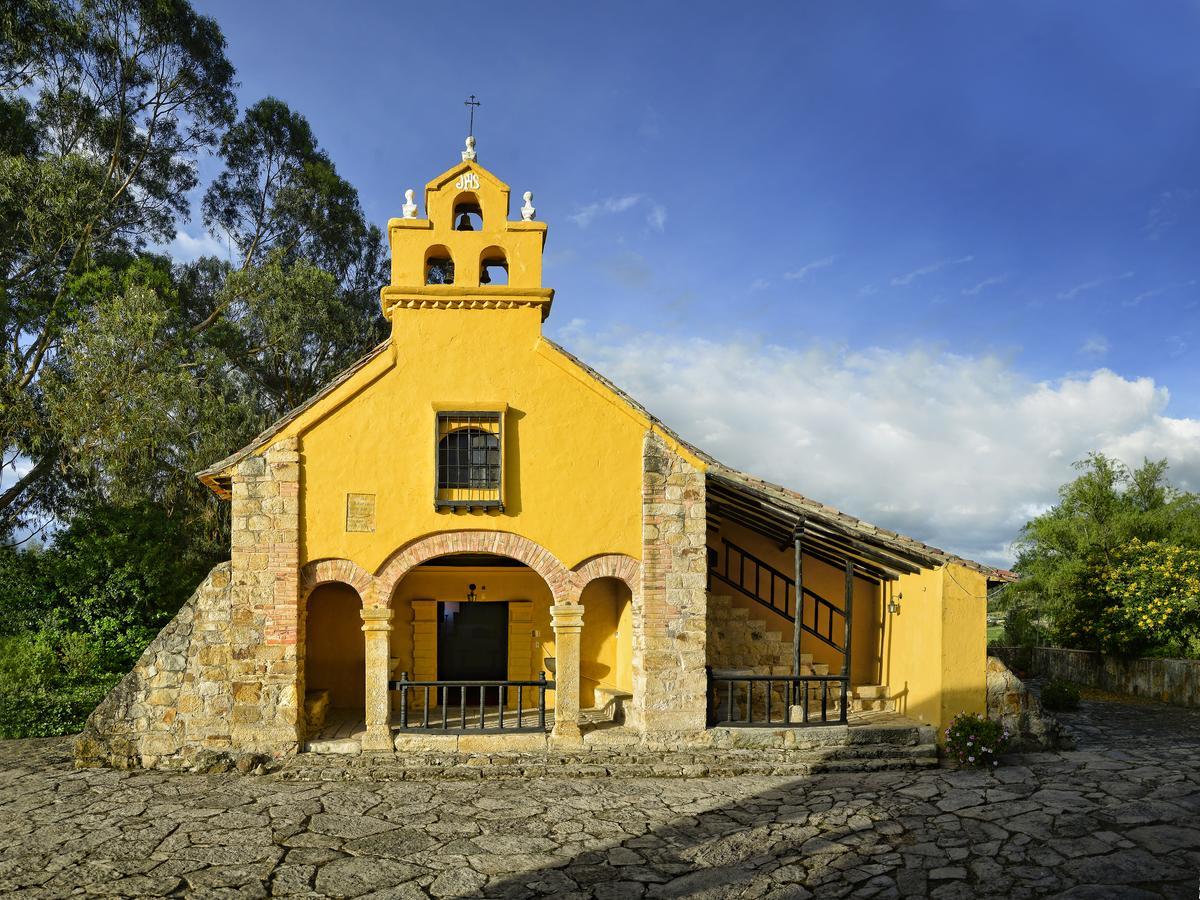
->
[632,433,707,732]
[985,656,1070,751]
[75,437,303,769]
[992,645,1200,710]
[75,564,237,769]
[229,438,302,751]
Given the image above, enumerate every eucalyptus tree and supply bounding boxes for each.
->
[199,98,388,417]
[0,0,236,531]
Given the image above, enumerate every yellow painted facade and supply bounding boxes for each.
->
[881,563,988,727]
[196,147,998,745]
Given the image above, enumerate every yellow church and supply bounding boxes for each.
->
[76,137,1010,768]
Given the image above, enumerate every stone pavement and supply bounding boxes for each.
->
[1,695,1198,898]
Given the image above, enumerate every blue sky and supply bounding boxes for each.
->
[178,1,1200,564]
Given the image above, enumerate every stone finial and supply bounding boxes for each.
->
[521,191,536,222]
[401,189,417,219]
[461,135,477,162]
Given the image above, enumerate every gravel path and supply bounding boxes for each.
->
[1,696,1198,898]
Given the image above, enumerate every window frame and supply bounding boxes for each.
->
[434,408,505,511]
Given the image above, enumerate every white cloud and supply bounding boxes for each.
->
[166,228,228,263]
[646,204,667,232]
[556,329,1200,566]
[784,256,836,282]
[569,195,643,228]
[1144,189,1198,240]
[891,255,973,287]
[1080,335,1110,357]
[749,278,770,291]
[1123,280,1197,307]
[1057,271,1133,301]
[962,274,1008,296]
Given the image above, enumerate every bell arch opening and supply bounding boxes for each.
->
[425,245,454,285]
[452,192,482,231]
[480,246,509,286]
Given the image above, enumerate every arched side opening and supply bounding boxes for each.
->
[580,577,633,709]
[452,192,482,231]
[480,246,509,286]
[425,244,454,285]
[304,583,365,733]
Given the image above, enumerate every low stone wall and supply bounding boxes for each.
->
[984,656,1069,750]
[75,564,236,769]
[993,646,1200,709]
[74,558,301,771]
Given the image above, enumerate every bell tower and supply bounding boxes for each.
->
[381,138,552,323]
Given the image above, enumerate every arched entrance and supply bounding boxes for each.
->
[304,583,364,735]
[390,553,554,715]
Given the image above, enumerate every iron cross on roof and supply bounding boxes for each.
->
[464,94,480,137]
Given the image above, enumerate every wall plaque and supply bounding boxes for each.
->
[345,493,376,532]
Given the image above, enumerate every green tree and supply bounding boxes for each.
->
[1012,453,1200,651]
[1,0,236,532]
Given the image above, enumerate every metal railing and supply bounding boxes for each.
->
[707,670,850,727]
[389,672,554,732]
[709,538,846,652]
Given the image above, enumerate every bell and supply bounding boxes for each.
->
[480,267,491,285]
[455,213,475,231]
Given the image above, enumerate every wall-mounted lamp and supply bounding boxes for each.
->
[466,583,487,602]
[467,583,477,602]
[888,592,902,616]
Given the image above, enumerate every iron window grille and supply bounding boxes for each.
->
[436,411,502,510]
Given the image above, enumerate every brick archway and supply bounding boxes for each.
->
[571,553,641,599]
[299,558,376,605]
[374,530,574,603]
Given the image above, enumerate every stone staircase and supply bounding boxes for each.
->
[707,592,892,718]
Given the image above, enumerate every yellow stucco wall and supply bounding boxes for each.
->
[938,564,988,727]
[881,562,987,733]
[295,308,651,573]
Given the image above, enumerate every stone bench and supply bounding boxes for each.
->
[305,690,330,732]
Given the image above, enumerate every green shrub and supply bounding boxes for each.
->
[0,628,131,739]
[1002,605,1042,648]
[1040,679,1080,711]
[944,712,1009,767]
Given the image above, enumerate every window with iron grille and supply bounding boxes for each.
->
[436,411,502,509]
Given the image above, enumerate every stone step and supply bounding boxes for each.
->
[285,745,941,780]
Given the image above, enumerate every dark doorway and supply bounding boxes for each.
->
[438,601,508,706]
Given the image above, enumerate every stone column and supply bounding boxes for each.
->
[550,603,584,742]
[633,433,708,733]
[360,607,394,752]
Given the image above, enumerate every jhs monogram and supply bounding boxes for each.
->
[454,172,480,191]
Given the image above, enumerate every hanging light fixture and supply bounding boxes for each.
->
[466,583,477,603]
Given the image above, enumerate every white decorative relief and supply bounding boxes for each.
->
[401,189,417,219]
[521,191,536,221]
[454,172,480,191]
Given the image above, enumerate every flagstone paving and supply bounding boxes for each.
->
[1,696,1198,898]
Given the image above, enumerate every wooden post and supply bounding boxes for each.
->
[792,520,805,679]
[842,558,854,724]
